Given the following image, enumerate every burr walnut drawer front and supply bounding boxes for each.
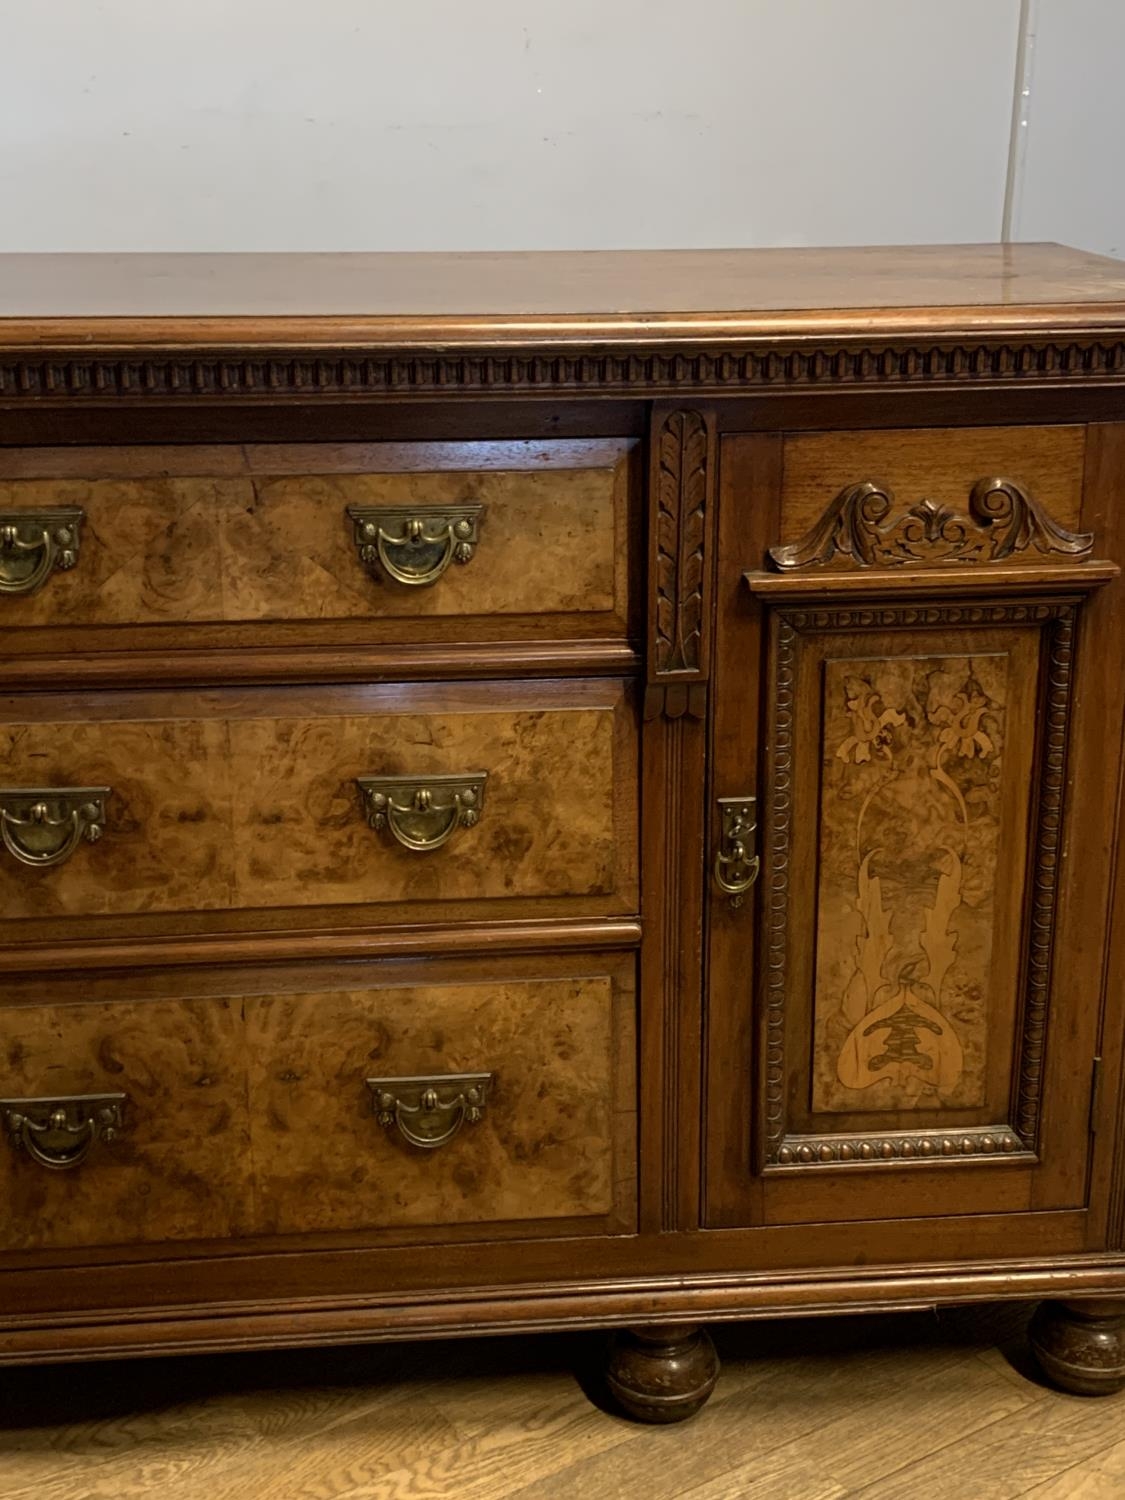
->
[0,439,635,645]
[774,424,1088,564]
[0,679,637,939]
[245,960,636,1239]
[0,994,251,1252]
[0,957,636,1253]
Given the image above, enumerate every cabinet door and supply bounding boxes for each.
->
[705,426,1125,1237]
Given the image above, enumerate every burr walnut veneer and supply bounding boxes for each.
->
[4,244,1125,1420]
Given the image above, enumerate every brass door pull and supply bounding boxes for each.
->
[714,796,760,909]
[0,787,110,869]
[366,1073,493,1150]
[0,1094,126,1171]
[347,503,484,587]
[357,773,487,852]
[0,507,84,596]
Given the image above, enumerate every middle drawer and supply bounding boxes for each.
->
[0,678,637,937]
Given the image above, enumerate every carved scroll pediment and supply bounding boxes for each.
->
[769,477,1093,573]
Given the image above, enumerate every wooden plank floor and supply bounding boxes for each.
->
[1,1304,1123,1499]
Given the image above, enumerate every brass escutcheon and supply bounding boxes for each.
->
[0,1094,126,1171]
[714,795,760,909]
[356,773,487,853]
[366,1073,493,1150]
[0,787,110,869]
[0,507,84,596]
[347,503,484,587]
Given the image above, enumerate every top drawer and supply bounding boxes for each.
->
[0,439,636,650]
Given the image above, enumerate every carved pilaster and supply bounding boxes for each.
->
[640,408,716,1228]
[646,407,717,718]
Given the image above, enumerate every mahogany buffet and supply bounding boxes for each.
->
[2,245,1125,1420]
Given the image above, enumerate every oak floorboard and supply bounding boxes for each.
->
[0,1307,1121,1500]
[846,1380,1125,1500]
[1020,1436,1125,1499]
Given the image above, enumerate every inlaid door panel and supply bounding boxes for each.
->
[769,617,1041,1160]
[705,426,1125,1236]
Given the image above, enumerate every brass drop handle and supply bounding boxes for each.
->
[0,787,111,869]
[0,1094,126,1171]
[347,503,484,587]
[714,795,760,909]
[366,1073,493,1151]
[356,773,487,853]
[0,507,85,596]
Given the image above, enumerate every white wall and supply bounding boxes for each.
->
[1011,0,1125,259]
[0,0,1119,257]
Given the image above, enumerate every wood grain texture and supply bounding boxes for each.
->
[4,247,1125,1407]
[0,955,635,1255]
[0,716,234,919]
[0,1306,1121,1500]
[245,969,635,1235]
[2,243,1124,325]
[226,467,619,621]
[0,638,642,694]
[0,997,249,1251]
[757,607,1079,1215]
[703,432,778,1233]
[0,680,637,925]
[705,429,1118,1237]
[0,918,643,978]
[0,475,227,625]
[232,697,630,910]
[812,649,1020,1115]
[639,707,707,1233]
[4,250,1125,412]
[779,426,1087,544]
[0,441,630,632]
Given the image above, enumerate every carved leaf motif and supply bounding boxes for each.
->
[969,477,1094,558]
[655,411,709,673]
[769,477,1093,572]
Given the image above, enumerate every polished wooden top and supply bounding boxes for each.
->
[2,244,1124,349]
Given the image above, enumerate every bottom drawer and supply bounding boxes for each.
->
[0,955,636,1254]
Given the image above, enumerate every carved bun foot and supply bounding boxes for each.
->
[605,1324,719,1423]
[1029,1299,1125,1396]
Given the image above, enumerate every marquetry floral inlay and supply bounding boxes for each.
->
[814,656,1007,1112]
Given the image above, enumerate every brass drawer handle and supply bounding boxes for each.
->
[366,1073,493,1151]
[0,507,84,597]
[357,772,487,853]
[0,786,110,869]
[714,795,760,909]
[0,1093,126,1171]
[347,503,484,587]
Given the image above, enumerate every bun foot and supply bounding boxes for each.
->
[605,1324,719,1423]
[1030,1298,1125,1396]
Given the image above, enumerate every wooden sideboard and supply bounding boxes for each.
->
[3,244,1125,1420]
